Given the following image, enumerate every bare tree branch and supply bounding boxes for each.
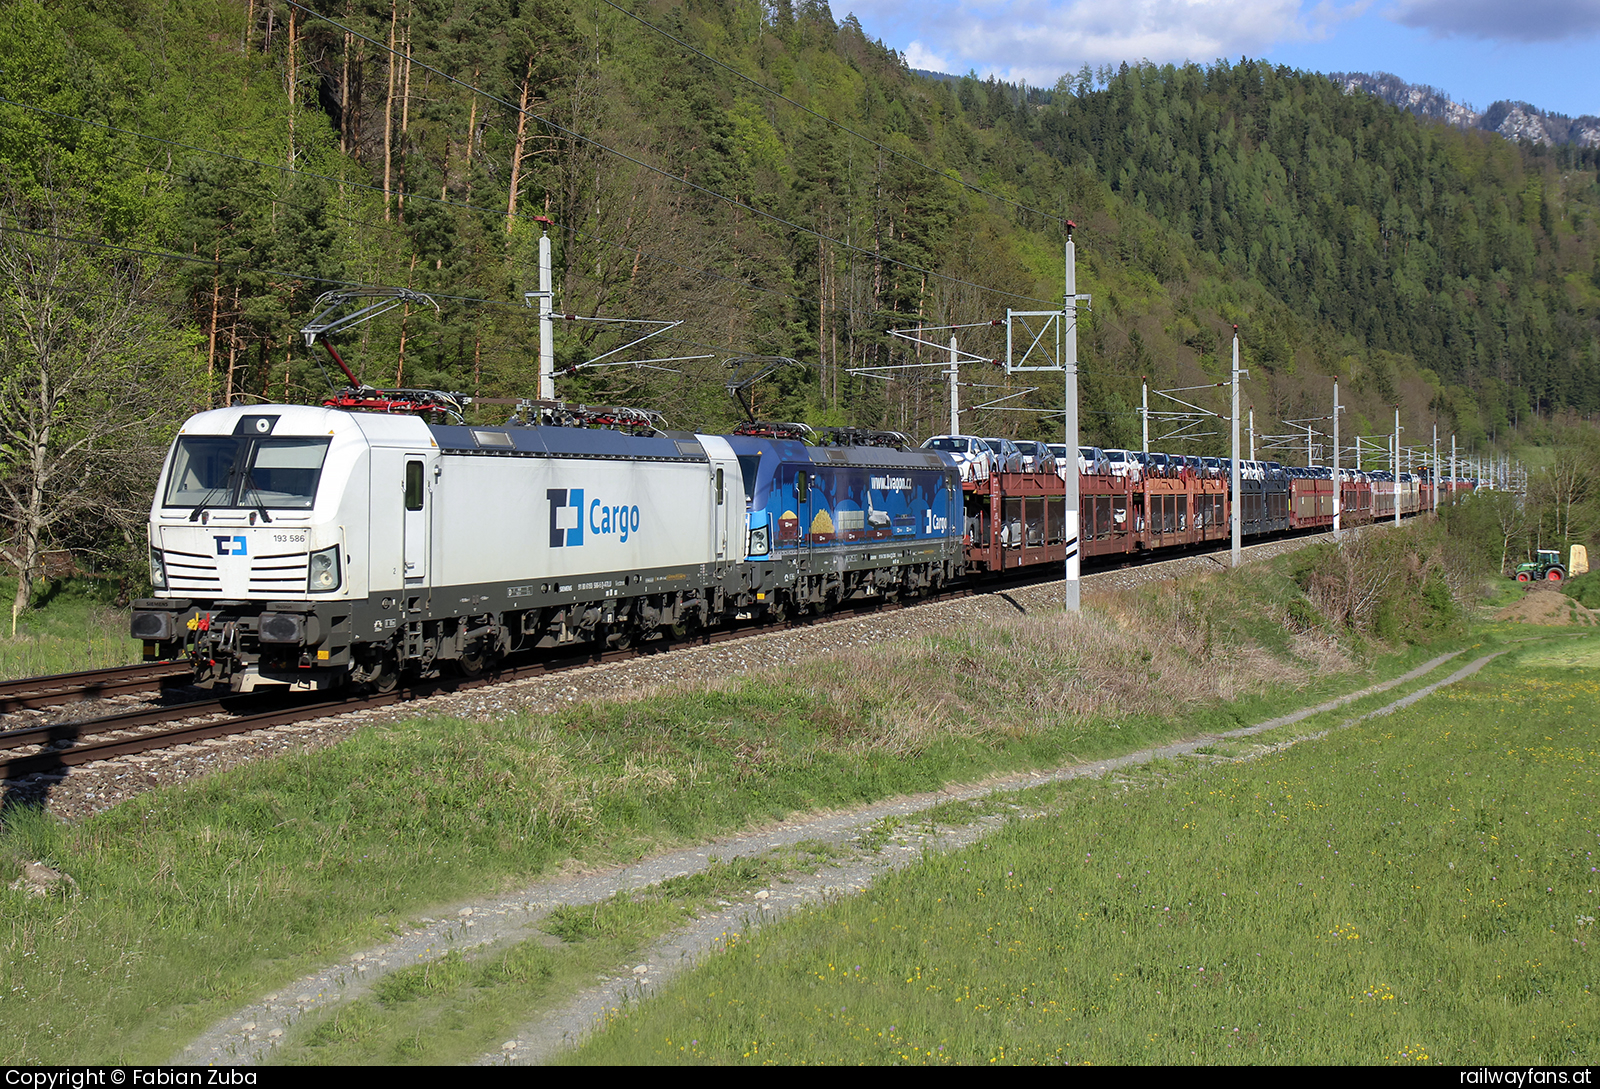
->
[0,187,203,634]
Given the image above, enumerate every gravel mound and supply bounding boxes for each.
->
[1494,588,1597,626]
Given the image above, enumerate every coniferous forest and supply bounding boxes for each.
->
[2,0,1599,585]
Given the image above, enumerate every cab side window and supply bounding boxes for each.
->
[405,460,424,511]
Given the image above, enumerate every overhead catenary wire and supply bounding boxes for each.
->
[6,94,1029,357]
[6,77,1061,423]
[92,147,411,242]
[0,95,823,315]
[0,218,974,395]
[0,221,675,367]
[0,222,848,386]
[3,105,850,366]
[0,221,500,311]
[3,215,1042,438]
[6,82,1063,381]
[283,0,1060,309]
[10,38,1290,447]
[8,134,1045,408]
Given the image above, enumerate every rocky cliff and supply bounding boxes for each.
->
[1334,71,1600,148]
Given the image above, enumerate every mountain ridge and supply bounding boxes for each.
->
[1332,71,1600,148]
[911,63,1599,149]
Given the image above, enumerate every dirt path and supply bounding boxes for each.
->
[179,646,1505,1067]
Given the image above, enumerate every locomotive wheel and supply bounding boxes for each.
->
[363,657,399,695]
[352,648,400,694]
[456,644,489,677]
[765,596,789,625]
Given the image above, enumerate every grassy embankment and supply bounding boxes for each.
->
[563,627,1598,1065]
[0,577,142,679]
[0,542,1540,1065]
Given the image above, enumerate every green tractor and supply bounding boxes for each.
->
[1515,549,1567,583]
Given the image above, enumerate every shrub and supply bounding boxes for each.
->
[1562,570,1600,610]
[1300,524,1464,642]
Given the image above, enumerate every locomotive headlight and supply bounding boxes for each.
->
[149,547,167,590]
[748,524,769,556]
[307,545,342,592]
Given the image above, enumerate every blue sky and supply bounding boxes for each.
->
[842,1,1600,118]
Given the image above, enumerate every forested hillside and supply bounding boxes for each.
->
[3,0,1599,589]
[1039,61,1600,419]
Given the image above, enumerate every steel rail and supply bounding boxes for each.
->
[0,662,193,713]
[0,586,982,779]
[0,695,245,753]
[1,524,1344,781]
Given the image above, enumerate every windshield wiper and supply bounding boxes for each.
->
[239,481,273,524]
[188,468,237,521]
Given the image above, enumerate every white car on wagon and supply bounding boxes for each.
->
[921,435,993,482]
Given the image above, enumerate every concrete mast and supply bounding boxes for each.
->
[1231,328,1242,567]
[1063,227,1081,612]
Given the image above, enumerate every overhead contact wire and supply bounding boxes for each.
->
[283,1,1059,308]
[0,96,821,315]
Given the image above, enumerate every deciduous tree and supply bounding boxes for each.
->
[0,191,202,633]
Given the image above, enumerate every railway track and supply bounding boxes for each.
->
[0,525,1336,783]
[0,661,192,714]
[0,580,980,781]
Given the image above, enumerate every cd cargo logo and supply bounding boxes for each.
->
[547,488,642,547]
[547,488,585,547]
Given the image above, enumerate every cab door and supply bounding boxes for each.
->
[713,464,728,562]
[403,454,432,587]
[697,435,741,565]
[796,466,815,566]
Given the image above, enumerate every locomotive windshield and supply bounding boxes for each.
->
[736,454,762,505]
[163,436,332,510]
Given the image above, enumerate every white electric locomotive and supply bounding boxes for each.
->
[131,403,749,691]
[131,403,965,692]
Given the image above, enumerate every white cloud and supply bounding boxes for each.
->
[903,40,955,71]
[845,0,1366,83]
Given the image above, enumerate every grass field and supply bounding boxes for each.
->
[0,577,141,680]
[564,633,1600,1065]
[0,550,1576,1065]
[0,558,1440,1065]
